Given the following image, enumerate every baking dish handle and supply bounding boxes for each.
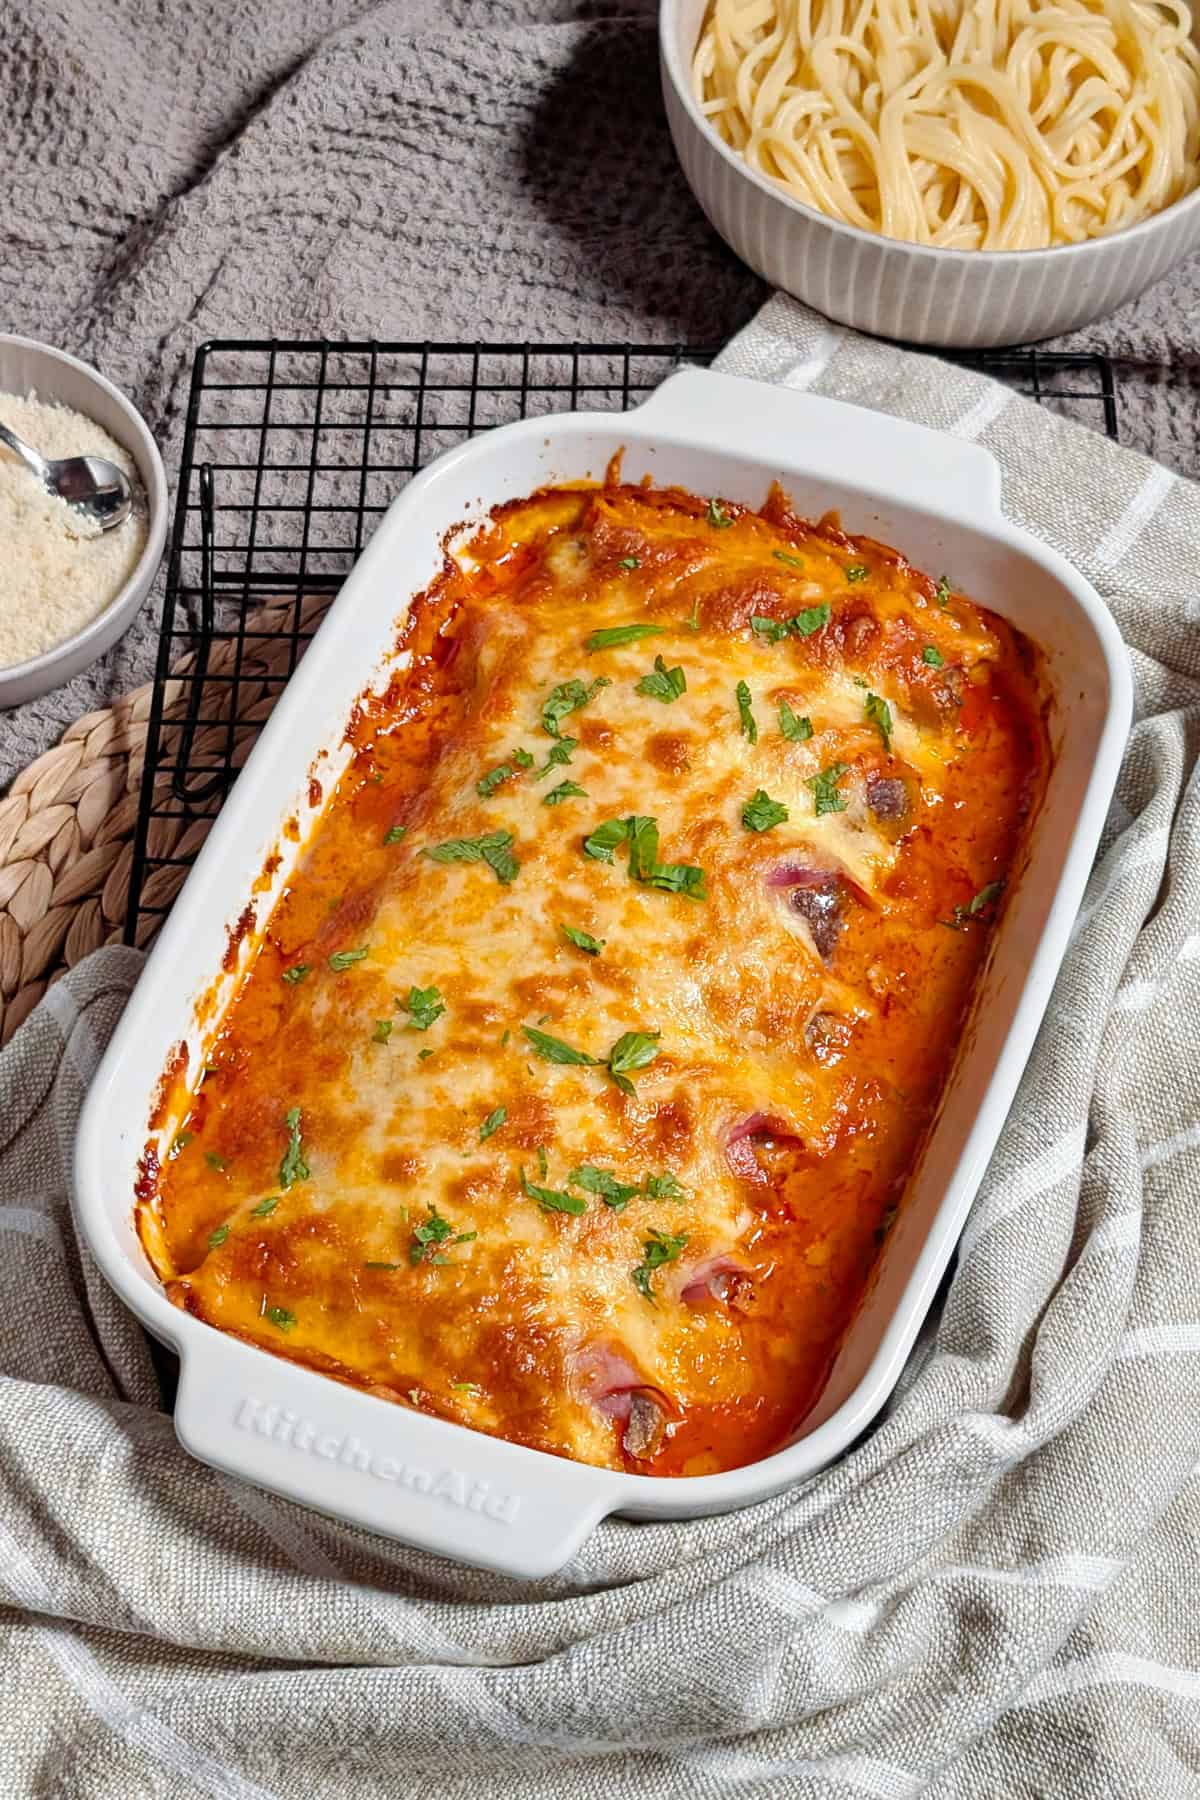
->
[633,366,1005,520]
[174,1333,618,1579]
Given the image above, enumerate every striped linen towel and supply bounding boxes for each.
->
[2,298,1199,1798]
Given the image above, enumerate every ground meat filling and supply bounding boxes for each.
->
[866,774,909,820]
[788,876,844,961]
[622,1391,668,1459]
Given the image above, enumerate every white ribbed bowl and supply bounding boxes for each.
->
[0,335,167,707]
[661,0,1200,348]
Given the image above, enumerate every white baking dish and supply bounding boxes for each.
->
[74,368,1131,1578]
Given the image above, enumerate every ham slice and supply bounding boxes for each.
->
[724,1113,804,1186]
[680,1255,756,1313]
[571,1342,671,1460]
[764,862,833,891]
[765,862,851,961]
[725,1112,781,1186]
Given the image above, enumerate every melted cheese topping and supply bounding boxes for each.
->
[144,476,1047,1477]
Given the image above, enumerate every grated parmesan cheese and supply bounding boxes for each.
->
[0,391,149,671]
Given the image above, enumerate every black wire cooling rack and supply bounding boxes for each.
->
[124,340,1123,944]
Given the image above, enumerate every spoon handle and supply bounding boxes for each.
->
[0,421,52,484]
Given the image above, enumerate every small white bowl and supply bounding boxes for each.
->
[0,335,168,707]
[660,0,1200,348]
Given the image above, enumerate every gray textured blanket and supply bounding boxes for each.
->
[3,7,1200,1793]
[2,0,1199,785]
[2,298,1200,1798]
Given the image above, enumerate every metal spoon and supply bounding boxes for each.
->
[0,420,133,531]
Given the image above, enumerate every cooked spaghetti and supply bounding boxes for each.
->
[694,0,1200,249]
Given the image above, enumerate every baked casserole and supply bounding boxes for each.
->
[138,464,1047,1478]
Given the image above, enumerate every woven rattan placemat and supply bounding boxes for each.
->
[0,595,327,1045]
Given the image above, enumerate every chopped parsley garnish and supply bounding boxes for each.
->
[476,761,519,799]
[706,498,733,529]
[686,596,701,632]
[479,1106,507,1142]
[736,680,758,745]
[266,1306,296,1332]
[752,603,830,644]
[923,645,945,667]
[569,1165,640,1210]
[845,564,869,583]
[619,556,640,570]
[401,985,446,1031]
[625,814,660,882]
[208,1223,229,1248]
[329,946,369,971]
[451,1381,482,1394]
[520,1167,587,1215]
[423,830,519,884]
[606,1029,661,1096]
[513,748,535,769]
[583,819,628,864]
[647,861,707,899]
[500,1029,511,1048]
[205,1152,228,1172]
[535,1162,687,1214]
[523,1025,598,1067]
[535,737,576,778]
[794,602,831,636]
[536,1145,549,1179]
[560,923,605,955]
[541,676,610,737]
[582,815,706,900]
[169,1132,192,1159]
[807,762,850,815]
[279,1107,310,1188]
[543,779,588,806]
[635,655,687,703]
[521,1023,660,1094]
[935,575,952,607]
[773,549,804,568]
[383,824,407,844]
[742,789,789,833]
[365,1261,403,1271]
[251,1195,279,1218]
[942,879,1006,932]
[371,1019,394,1043]
[585,623,664,651]
[779,701,813,742]
[282,964,309,985]
[410,1204,475,1265]
[417,1047,434,1061]
[865,692,893,752]
[632,1228,688,1302]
